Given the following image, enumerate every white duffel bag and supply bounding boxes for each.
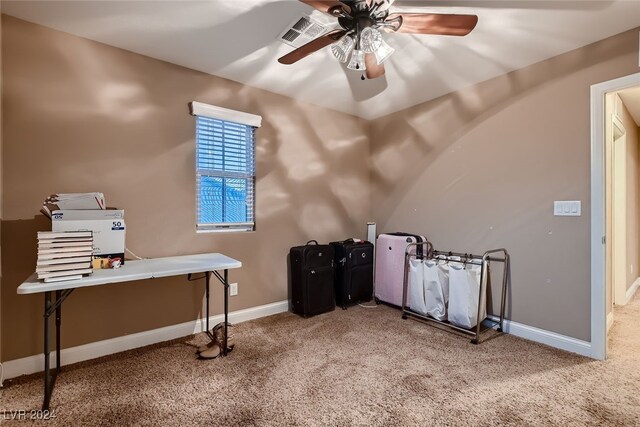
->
[447,261,487,329]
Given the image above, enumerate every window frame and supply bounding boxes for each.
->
[190,102,261,233]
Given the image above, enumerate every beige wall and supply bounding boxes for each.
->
[370,28,639,342]
[1,15,370,361]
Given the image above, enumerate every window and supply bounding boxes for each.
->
[190,102,262,232]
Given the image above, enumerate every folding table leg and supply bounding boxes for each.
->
[209,269,231,356]
[55,290,62,372]
[41,288,74,410]
[43,292,52,410]
[205,272,210,333]
[223,269,229,356]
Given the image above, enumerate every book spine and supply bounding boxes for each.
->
[37,257,92,266]
[38,247,93,254]
[37,268,93,279]
[36,263,92,273]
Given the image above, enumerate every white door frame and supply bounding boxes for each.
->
[590,72,640,360]
[611,117,627,306]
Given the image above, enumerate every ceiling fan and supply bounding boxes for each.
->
[277,0,478,80]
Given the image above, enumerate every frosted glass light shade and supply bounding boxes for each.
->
[331,36,355,63]
[374,38,395,64]
[347,49,366,71]
[360,27,382,54]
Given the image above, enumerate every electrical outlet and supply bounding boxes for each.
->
[229,283,238,296]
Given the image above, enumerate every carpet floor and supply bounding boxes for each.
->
[2,295,640,426]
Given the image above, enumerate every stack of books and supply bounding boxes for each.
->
[37,231,94,283]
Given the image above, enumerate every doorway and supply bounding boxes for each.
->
[590,72,640,360]
[610,114,627,307]
[606,96,630,333]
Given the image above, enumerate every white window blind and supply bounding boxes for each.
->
[191,103,260,232]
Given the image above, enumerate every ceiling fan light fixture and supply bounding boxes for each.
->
[331,35,355,63]
[280,0,480,83]
[347,49,366,71]
[374,38,394,64]
[360,27,382,53]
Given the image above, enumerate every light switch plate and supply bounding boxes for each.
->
[554,201,581,216]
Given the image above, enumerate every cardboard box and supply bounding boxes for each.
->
[52,209,124,221]
[52,219,125,267]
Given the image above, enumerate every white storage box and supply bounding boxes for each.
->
[52,219,125,267]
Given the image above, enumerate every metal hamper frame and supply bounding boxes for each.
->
[401,241,510,344]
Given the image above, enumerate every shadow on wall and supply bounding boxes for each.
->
[369,28,639,341]
[1,15,371,361]
[1,218,49,362]
[371,30,638,203]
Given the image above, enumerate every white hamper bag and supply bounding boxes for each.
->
[407,258,427,315]
[447,262,487,329]
[424,260,446,321]
[436,256,452,305]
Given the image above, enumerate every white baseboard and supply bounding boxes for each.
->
[2,300,288,381]
[625,277,640,305]
[3,301,600,382]
[607,311,614,333]
[488,316,593,358]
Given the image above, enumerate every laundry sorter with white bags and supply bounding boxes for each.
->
[401,241,510,344]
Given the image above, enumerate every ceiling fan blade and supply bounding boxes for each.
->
[391,1,607,10]
[387,13,478,36]
[375,0,395,12]
[278,30,347,65]
[299,0,351,15]
[340,0,373,12]
[365,54,385,79]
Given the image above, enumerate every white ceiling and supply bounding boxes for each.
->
[2,1,639,119]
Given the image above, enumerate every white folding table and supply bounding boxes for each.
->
[17,253,242,411]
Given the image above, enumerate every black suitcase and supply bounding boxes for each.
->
[330,239,374,309]
[289,240,335,317]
